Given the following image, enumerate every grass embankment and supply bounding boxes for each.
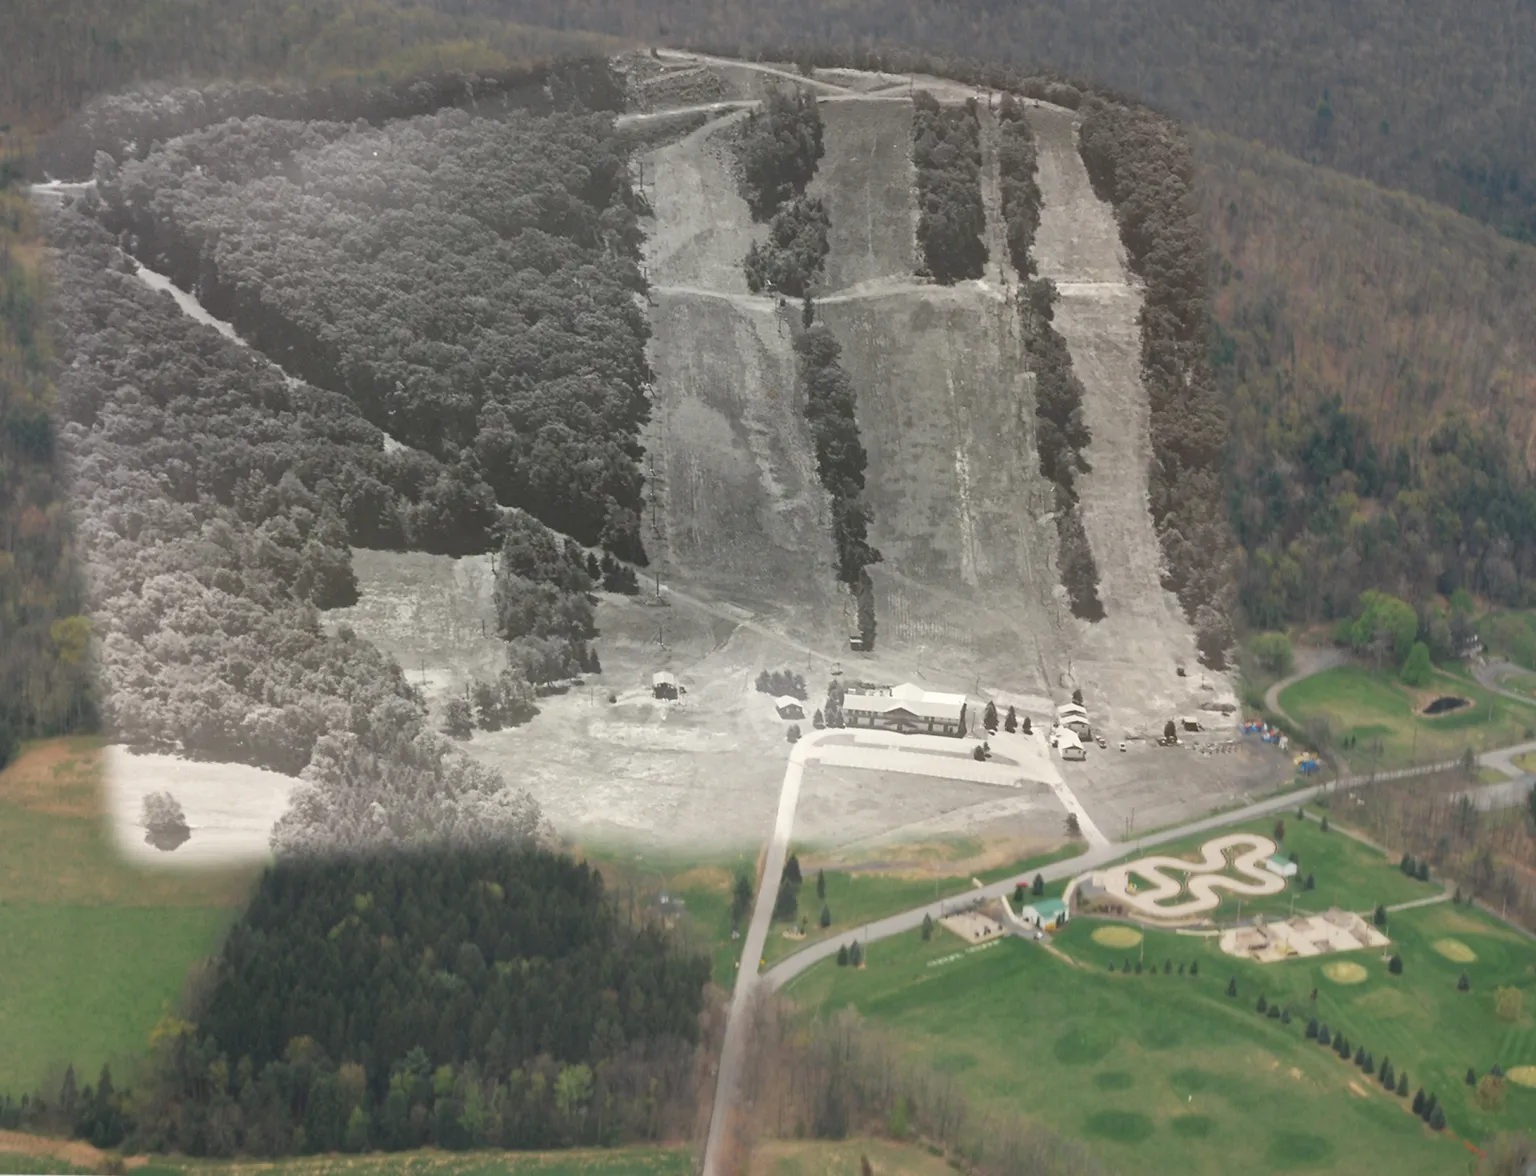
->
[0,739,256,1097]
[0,1144,691,1176]
[786,899,1535,1176]
[1279,665,1536,771]
[1122,812,1439,922]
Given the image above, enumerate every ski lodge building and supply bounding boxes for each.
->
[841,682,969,737]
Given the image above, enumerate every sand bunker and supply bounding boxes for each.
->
[1433,938,1477,962]
[1506,1066,1536,1088]
[1097,834,1286,920]
[1092,926,1144,948]
[1323,962,1368,984]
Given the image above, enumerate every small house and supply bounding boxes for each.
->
[1264,854,1298,879]
[1057,729,1087,761]
[774,696,805,720]
[1181,716,1203,733]
[848,634,866,652]
[1018,898,1069,931]
[1056,702,1088,721]
[652,671,678,700]
[842,682,968,738]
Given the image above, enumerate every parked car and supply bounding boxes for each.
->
[1096,735,1108,748]
[1118,741,1127,752]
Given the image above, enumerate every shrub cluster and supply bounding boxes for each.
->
[911,92,987,284]
[744,196,831,297]
[736,88,825,221]
[755,670,809,700]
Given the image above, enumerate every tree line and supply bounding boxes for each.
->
[996,93,1042,280]
[912,92,987,284]
[1078,96,1235,665]
[44,202,544,855]
[793,325,881,649]
[93,95,655,564]
[0,174,95,759]
[735,87,825,221]
[2,845,711,1158]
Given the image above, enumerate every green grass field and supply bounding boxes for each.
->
[785,899,1536,1175]
[0,739,254,1097]
[0,1146,692,1176]
[1279,665,1536,771]
[747,1138,954,1175]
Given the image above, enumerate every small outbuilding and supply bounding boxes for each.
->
[1264,854,1299,879]
[652,671,679,700]
[1018,897,1069,931]
[774,696,805,720]
[1057,729,1087,761]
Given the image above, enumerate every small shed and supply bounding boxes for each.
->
[1181,716,1203,732]
[774,696,805,720]
[1019,898,1069,931]
[1264,854,1299,879]
[652,671,678,700]
[848,634,866,652]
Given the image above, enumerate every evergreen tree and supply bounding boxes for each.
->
[1189,960,1199,976]
[1412,1089,1425,1115]
[1373,904,1387,928]
[785,854,803,886]
[1388,954,1403,974]
[1466,1067,1477,1086]
[1032,873,1045,897]
[1226,977,1237,997]
[984,701,999,732]
[1072,688,1084,707]
[1004,706,1018,733]
[1429,1105,1445,1131]
[1458,971,1471,991]
[820,904,831,928]
[1256,993,1268,1013]
[849,940,863,967]
[1022,716,1033,735]
[732,875,754,927]
[816,869,826,899]
[1307,1016,1320,1039]
[837,944,849,966]
[1304,872,1316,891]
[921,913,934,941]
[813,707,825,729]
[773,878,799,922]
[1397,1072,1409,1096]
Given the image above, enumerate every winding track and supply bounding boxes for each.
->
[1098,833,1286,918]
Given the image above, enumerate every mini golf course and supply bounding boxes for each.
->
[1095,834,1287,920]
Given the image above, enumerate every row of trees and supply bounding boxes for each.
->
[911,92,987,284]
[94,98,655,562]
[8,846,711,1157]
[1018,280,1104,621]
[492,513,602,686]
[793,325,881,648]
[995,93,1042,279]
[1078,97,1235,665]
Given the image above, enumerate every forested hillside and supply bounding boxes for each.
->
[45,203,544,854]
[94,102,654,561]
[1203,132,1536,624]
[3,0,619,135]
[491,0,1536,245]
[9,846,711,1156]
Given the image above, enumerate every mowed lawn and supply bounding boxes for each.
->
[0,1144,692,1176]
[0,739,256,1097]
[785,901,1535,1175]
[1123,810,1441,922]
[747,1138,955,1175]
[1279,665,1536,771]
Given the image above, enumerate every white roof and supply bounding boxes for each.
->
[1057,702,1088,717]
[653,671,677,686]
[1056,729,1083,750]
[774,696,803,709]
[845,682,966,723]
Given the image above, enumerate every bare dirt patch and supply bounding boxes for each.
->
[1323,962,1369,984]
[642,112,759,292]
[0,1127,151,1170]
[0,739,99,817]
[1507,1065,1536,1088]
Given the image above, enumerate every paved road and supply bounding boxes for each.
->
[1471,659,1536,707]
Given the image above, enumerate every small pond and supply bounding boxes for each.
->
[1421,695,1471,716]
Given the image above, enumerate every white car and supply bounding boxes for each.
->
[1119,741,1127,752]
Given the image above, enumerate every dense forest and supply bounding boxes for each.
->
[1078,96,1235,664]
[481,0,1536,246]
[44,202,544,853]
[0,176,95,762]
[93,98,654,562]
[911,92,987,284]
[734,88,824,222]
[5,846,711,1156]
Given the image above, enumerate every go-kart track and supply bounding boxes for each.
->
[1095,833,1287,920]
